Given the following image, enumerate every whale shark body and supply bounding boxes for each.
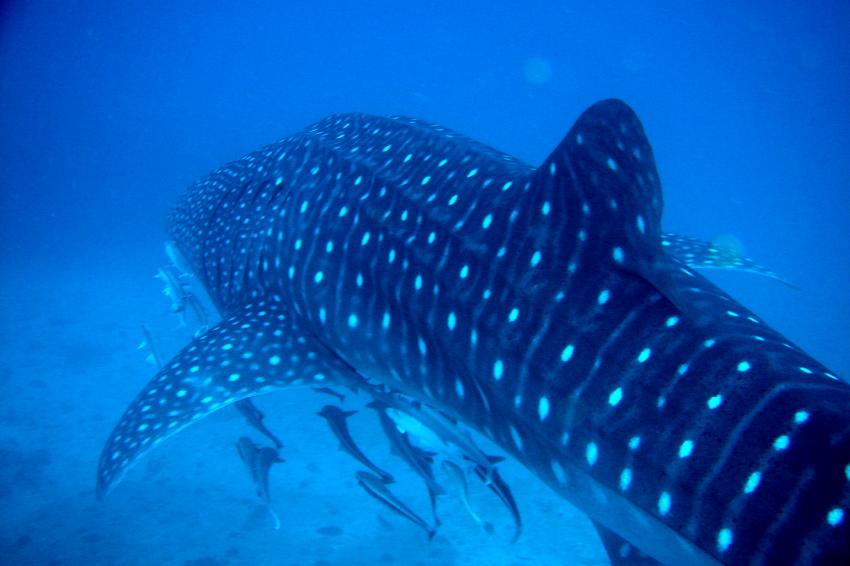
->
[97,100,850,564]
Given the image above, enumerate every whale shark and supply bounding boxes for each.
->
[96,99,849,564]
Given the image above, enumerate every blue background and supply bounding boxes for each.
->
[1,1,848,564]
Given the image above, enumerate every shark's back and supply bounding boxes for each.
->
[100,100,850,565]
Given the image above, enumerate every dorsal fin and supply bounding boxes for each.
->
[538,99,707,323]
[552,98,665,249]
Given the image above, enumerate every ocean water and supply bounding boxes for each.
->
[1,2,848,565]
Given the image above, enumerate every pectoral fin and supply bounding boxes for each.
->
[97,300,348,498]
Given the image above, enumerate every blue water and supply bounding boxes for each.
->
[1,2,848,564]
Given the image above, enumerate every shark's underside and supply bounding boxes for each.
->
[97,100,850,565]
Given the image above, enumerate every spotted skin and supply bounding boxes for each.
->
[661,233,798,288]
[98,100,850,565]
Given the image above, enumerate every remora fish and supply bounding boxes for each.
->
[367,400,445,526]
[355,470,437,541]
[234,399,284,450]
[317,405,394,483]
[312,386,346,403]
[472,461,522,543]
[235,436,284,529]
[138,323,164,368]
[235,436,284,501]
[97,101,850,565]
[365,384,505,484]
[155,265,210,331]
[440,459,494,535]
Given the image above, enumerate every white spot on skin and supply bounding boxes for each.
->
[560,344,575,363]
[619,468,632,491]
[607,157,618,170]
[455,378,464,398]
[665,316,679,328]
[744,471,761,494]
[269,355,281,365]
[737,361,751,372]
[348,314,359,328]
[707,394,723,410]
[508,308,519,322]
[637,348,651,363]
[541,201,551,215]
[509,426,523,450]
[530,251,542,267]
[717,528,733,553]
[827,508,845,526]
[608,387,623,407]
[482,214,493,229]
[585,442,599,466]
[538,397,550,421]
[794,410,810,424]
[612,247,624,263]
[459,265,469,279]
[773,435,790,451]
[678,440,694,458]
[382,312,391,330]
[447,312,457,331]
[598,289,610,305]
[658,492,671,516]
[493,360,504,381]
[628,436,641,451]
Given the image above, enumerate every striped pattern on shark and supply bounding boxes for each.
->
[97,100,849,565]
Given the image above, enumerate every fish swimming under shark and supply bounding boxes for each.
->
[368,399,446,526]
[234,398,284,449]
[235,436,284,529]
[97,99,849,565]
[355,470,438,541]
[317,404,395,483]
